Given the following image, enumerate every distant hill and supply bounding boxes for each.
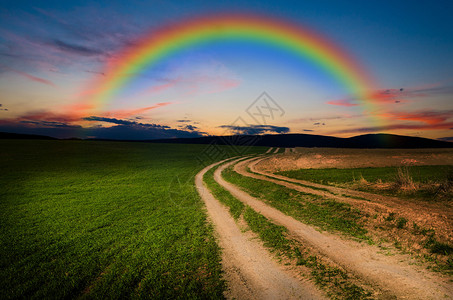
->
[0,132,57,140]
[148,133,453,149]
[1,131,451,148]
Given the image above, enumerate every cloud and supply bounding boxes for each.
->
[133,74,241,99]
[333,121,453,134]
[326,99,359,107]
[0,110,81,124]
[331,109,453,134]
[377,110,453,125]
[50,39,105,56]
[0,113,206,140]
[0,64,55,86]
[81,116,208,138]
[218,124,290,135]
[327,88,408,107]
[328,82,453,108]
[83,116,170,128]
[84,70,105,76]
[0,122,205,140]
[302,129,314,132]
[289,114,361,123]
[313,122,325,126]
[177,119,192,123]
[19,120,81,128]
[102,102,173,119]
[0,7,143,73]
[141,78,180,96]
[183,124,198,131]
[438,137,453,142]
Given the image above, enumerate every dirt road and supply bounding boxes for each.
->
[247,156,453,243]
[214,157,453,299]
[195,159,326,299]
[265,147,273,154]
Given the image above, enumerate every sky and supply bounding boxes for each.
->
[1,0,453,140]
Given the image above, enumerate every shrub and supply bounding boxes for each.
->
[436,168,453,196]
[385,212,396,222]
[393,167,418,191]
[396,217,408,229]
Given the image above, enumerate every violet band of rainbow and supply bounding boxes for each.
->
[89,14,377,117]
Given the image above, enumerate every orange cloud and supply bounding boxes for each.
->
[334,122,453,134]
[326,99,359,107]
[103,102,173,118]
[378,110,453,125]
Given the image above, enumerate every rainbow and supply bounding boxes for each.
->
[88,14,376,113]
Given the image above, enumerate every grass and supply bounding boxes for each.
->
[203,166,245,220]
[278,165,453,200]
[0,139,265,299]
[243,207,294,255]
[203,163,372,299]
[278,165,452,184]
[247,166,332,193]
[295,253,371,299]
[222,166,369,240]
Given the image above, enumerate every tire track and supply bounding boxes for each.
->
[247,156,453,240]
[214,158,453,299]
[195,159,326,300]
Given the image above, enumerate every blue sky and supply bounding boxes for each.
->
[1,0,452,140]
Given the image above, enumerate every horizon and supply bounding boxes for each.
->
[1,1,453,141]
[2,130,452,145]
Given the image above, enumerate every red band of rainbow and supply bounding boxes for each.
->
[87,14,376,116]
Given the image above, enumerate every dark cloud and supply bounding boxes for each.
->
[0,52,21,58]
[83,116,169,128]
[183,124,198,131]
[19,120,80,128]
[313,122,325,126]
[81,116,207,139]
[83,125,204,140]
[0,123,205,140]
[438,137,453,142]
[218,124,290,135]
[177,119,192,123]
[302,129,314,132]
[0,116,206,140]
[51,39,105,56]
[84,70,105,76]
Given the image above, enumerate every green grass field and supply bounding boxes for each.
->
[0,140,263,299]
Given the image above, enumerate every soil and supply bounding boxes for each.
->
[256,148,453,172]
